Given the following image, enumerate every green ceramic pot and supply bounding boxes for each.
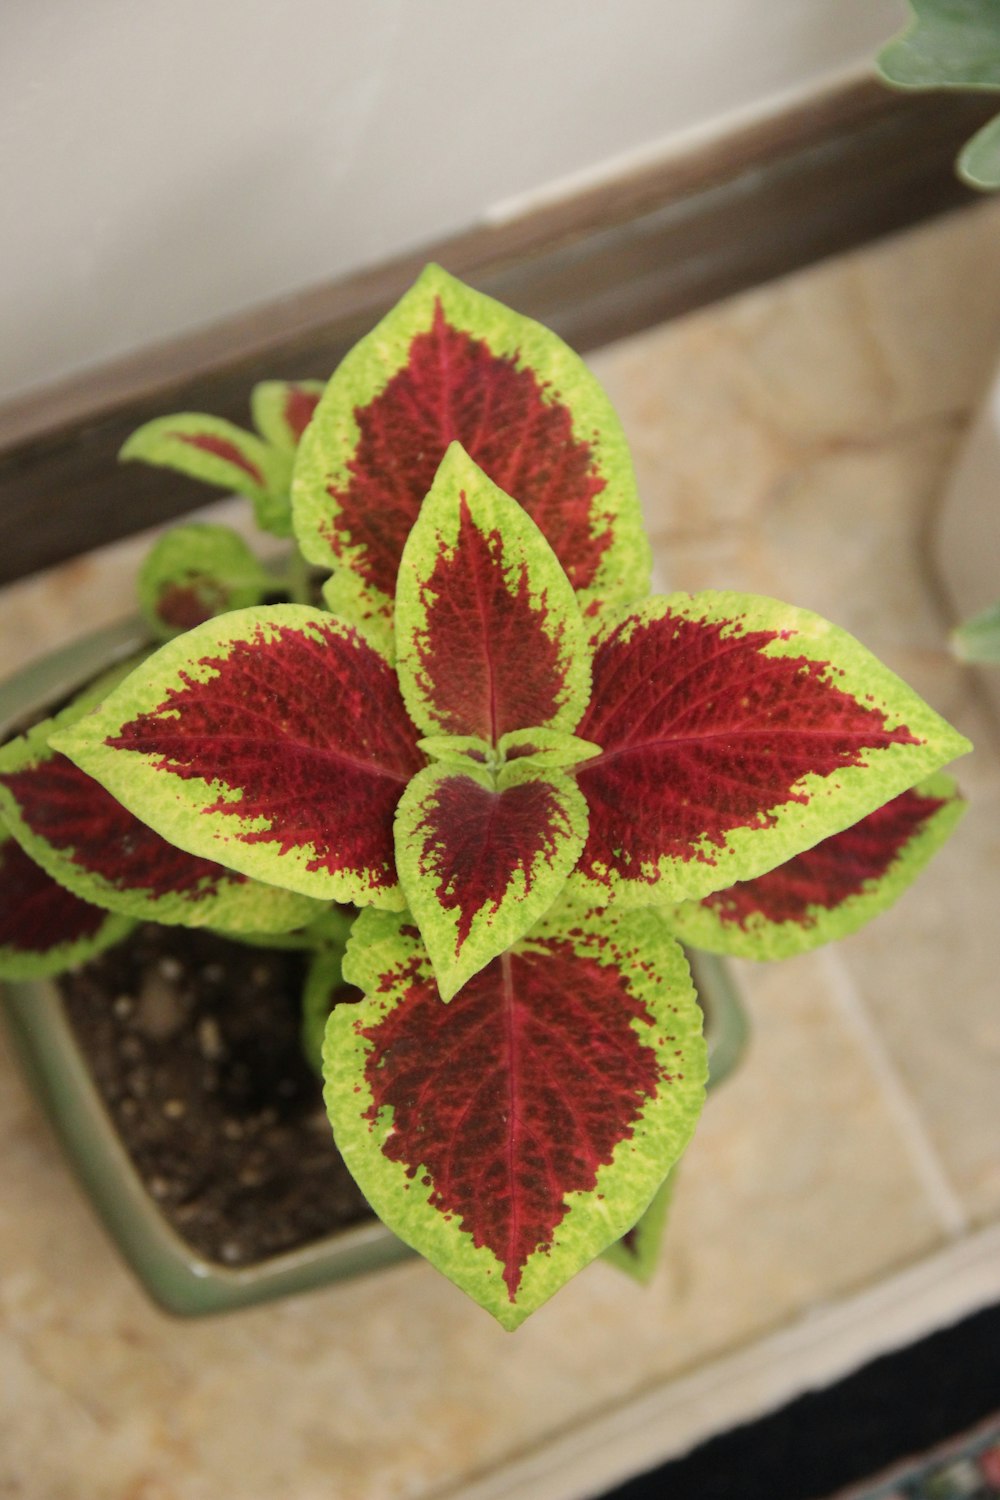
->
[0,624,748,1316]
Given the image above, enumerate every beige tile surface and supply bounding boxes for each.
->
[2,200,1000,1499]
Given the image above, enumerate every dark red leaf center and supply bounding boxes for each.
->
[0,838,106,952]
[576,610,922,886]
[171,431,264,487]
[327,302,610,598]
[704,787,948,928]
[362,941,666,1298]
[0,757,242,901]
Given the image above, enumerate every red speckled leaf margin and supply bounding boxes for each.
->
[0,824,132,979]
[571,592,971,908]
[394,444,591,743]
[324,904,706,1329]
[51,606,425,909]
[0,703,324,934]
[666,773,965,959]
[292,263,650,632]
[121,413,295,537]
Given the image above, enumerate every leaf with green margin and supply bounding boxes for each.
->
[394,444,592,745]
[121,413,294,537]
[0,822,133,980]
[50,605,426,910]
[394,760,589,999]
[602,946,747,1280]
[0,693,325,934]
[250,380,325,452]
[877,0,1000,90]
[325,903,706,1328]
[664,774,966,960]
[952,597,1000,662]
[138,522,273,639]
[570,591,971,908]
[601,1166,677,1283]
[292,263,651,631]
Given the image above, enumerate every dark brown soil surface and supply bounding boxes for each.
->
[60,924,373,1267]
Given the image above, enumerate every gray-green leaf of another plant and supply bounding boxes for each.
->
[877,0,1000,188]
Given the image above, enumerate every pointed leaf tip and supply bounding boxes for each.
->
[394,446,592,746]
[51,606,425,909]
[668,774,966,958]
[292,267,650,629]
[394,761,588,998]
[572,592,970,908]
[325,904,706,1326]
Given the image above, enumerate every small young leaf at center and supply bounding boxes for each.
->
[394,760,588,998]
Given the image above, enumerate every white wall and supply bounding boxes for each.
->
[1,0,906,404]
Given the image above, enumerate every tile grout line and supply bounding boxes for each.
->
[816,946,968,1239]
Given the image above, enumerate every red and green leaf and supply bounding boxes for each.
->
[51,606,425,908]
[324,904,706,1328]
[251,379,325,452]
[0,707,325,933]
[0,824,132,979]
[571,593,971,908]
[120,413,294,537]
[292,263,650,630]
[394,444,591,740]
[601,1167,677,1283]
[138,522,273,639]
[667,774,966,959]
[394,761,588,999]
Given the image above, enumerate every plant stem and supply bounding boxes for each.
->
[286,547,312,606]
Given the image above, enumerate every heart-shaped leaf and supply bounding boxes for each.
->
[394,761,588,999]
[325,903,706,1328]
[571,593,971,907]
[52,606,425,908]
[292,263,650,630]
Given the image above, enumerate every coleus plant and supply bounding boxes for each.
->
[0,265,971,1329]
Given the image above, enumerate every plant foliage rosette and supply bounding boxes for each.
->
[0,266,970,1328]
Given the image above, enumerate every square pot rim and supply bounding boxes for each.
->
[0,615,748,1317]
